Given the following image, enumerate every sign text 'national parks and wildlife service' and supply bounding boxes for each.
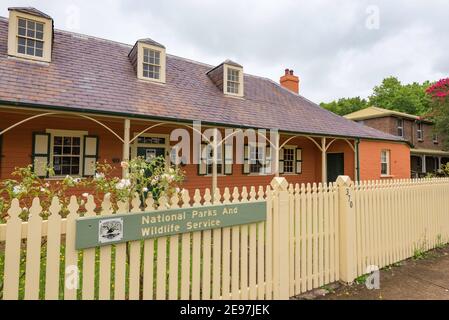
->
[75,201,266,250]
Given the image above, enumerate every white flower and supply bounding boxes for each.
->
[142,187,149,192]
[40,187,46,192]
[95,173,105,180]
[82,193,89,198]
[116,179,131,190]
[12,185,24,195]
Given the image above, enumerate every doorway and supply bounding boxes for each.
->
[327,153,344,183]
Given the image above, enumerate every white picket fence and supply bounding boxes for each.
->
[1,176,449,300]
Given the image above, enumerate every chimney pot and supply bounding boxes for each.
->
[280,68,300,94]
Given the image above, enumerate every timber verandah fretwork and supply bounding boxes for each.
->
[0,105,360,194]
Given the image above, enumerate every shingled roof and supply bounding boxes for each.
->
[0,16,404,142]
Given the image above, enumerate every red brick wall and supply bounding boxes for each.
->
[358,140,410,180]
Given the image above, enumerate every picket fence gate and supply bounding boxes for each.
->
[1,176,449,300]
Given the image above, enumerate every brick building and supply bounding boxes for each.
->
[345,106,449,177]
[0,7,410,193]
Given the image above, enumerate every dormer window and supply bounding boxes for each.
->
[143,48,161,80]
[129,38,166,84]
[17,18,44,57]
[227,68,240,94]
[7,7,53,62]
[207,60,244,97]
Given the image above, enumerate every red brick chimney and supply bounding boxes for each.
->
[280,68,300,94]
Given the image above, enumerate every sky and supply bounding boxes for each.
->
[1,0,448,103]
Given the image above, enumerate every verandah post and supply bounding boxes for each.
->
[336,175,357,283]
[270,177,290,299]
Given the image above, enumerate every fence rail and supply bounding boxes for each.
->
[1,176,449,300]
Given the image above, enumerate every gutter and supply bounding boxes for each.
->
[0,99,408,144]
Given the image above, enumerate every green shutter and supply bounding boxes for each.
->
[32,132,51,178]
[279,147,284,174]
[296,148,302,174]
[83,135,98,177]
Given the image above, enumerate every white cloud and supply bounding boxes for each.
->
[1,0,448,102]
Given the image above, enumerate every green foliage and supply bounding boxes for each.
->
[320,97,368,116]
[369,77,432,115]
[320,76,432,116]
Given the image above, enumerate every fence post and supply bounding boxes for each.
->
[336,175,357,283]
[270,177,290,299]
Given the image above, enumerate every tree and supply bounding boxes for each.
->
[426,78,449,149]
[320,97,368,116]
[368,77,431,115]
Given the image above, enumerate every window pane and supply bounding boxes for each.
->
[63,137,72,145]
[72,166,80,175]
[26,46,34,55]
[54,146,62,155]
[18,44,26,54]
[18,18,26,28]
[27,20,35,30]
[72,137,80,146]
[36,32,44,40]
[54,136,63,145]
[36,23,44,32]
[35,49,43,57]
[27,28,36,38]
[72,147,80,155]
[18,27,26,36]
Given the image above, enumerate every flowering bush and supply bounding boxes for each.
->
[426,78,449,149]
[0,156,184,223]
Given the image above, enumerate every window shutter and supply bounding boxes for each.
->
[198,142,207,176]
[32,132,51,178]
[83,136,98,177]
[295,148,302,174]
[279,147,284,174]
[224,143,233,175]
[243,144,250,174]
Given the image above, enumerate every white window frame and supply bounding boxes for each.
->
[137,42,166,84]
[131,133,170,164]
[46,129,88,178]
[417,122,424,141]
[8,10,53,63]
[282,146,296,174]
[380,149,390,176]
[223,64,244,98]
[205,143,225,176]
[433,133,439,144]
[396,118,403,137]
[248,144,271,175]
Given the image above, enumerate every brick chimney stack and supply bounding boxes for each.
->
[280,68,300,94]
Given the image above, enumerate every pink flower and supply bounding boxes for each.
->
[120,161,129,169]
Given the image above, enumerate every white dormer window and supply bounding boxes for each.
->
[227,68,240,94]
[17,18,44,57]
[131,39,166,84]
[224,64,244,97]
[8,8,53,62]
[143,48,161,80]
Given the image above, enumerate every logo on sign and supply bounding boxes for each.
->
[99,218,123,243]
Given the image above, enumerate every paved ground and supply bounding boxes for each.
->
[296,245,449,300]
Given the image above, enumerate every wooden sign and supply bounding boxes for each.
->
[75,201,266,249]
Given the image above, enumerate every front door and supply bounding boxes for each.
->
[327,153,344,183]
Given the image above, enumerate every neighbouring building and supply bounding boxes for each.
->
[0,7,410,193]
[345,106,449,178]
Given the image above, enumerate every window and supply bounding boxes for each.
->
[17,17,44,57]
[143,48,161,80]
[246,145,271,174]
[433,133,439,144]
[283,147,295,173]
[137,136,166,144]
[417,122,424,141]
[226,68,240,95]
[205,144,223,175]
[381,150,390,176]
[52,135,81,176]
[397,118,403,137]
